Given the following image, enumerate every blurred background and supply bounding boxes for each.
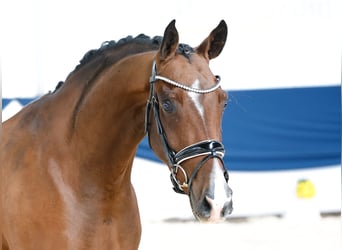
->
[1,0,341,249]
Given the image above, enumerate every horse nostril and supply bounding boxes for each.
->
[204,195,233,220]
[222,200,233,216]
[205,195,221,210]
[205,195,225,220]
[200,196,212,216]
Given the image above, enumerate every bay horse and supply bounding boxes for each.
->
[1,20,233,249]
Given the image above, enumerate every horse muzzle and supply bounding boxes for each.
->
[192,184,233,222]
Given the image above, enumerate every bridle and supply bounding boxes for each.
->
[145,60,229,195]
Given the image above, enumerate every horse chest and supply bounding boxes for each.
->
[48,159,141,249]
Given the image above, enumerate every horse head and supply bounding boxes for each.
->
[146,20,233,222]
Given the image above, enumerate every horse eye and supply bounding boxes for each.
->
[223,100,228,109]
[161,99,174,113]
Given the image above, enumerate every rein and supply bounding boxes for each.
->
[145,60,228,195]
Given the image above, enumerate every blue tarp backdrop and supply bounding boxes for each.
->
[3,86,341,171]
[223,86,341,171]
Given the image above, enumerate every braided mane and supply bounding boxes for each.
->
[76,34,162,70]
[53,34,194,92]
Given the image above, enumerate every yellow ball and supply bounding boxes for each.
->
[296,179,316,199]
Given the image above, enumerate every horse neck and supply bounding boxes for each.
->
[66,52,155,174]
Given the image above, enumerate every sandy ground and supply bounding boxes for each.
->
[132,159,341,250]
[139,216,341,250]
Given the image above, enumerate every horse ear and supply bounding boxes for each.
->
[159,20,179,62]
[196,20,228,61]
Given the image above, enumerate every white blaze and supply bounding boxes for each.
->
[187,79,205,121]
[206,159,230,222]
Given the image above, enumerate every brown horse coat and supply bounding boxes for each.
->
[1,20,231,250]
